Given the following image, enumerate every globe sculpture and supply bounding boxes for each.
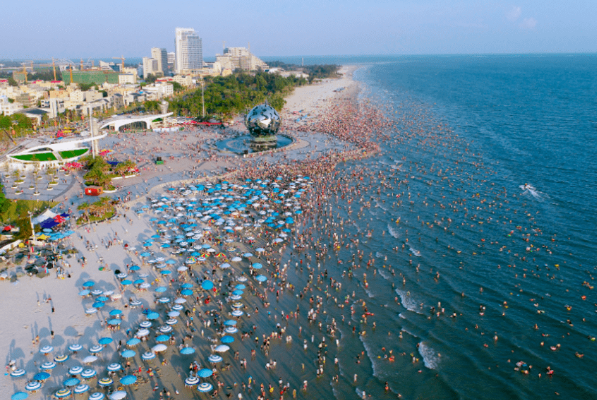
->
[245,103,281,149]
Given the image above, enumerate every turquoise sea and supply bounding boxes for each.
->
[274,54,597,399]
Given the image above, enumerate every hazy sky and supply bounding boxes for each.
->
[1,0,595,59]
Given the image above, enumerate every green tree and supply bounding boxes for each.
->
[172,82,183,92]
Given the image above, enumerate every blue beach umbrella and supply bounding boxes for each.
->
[11,393,28,400]
[64,377,80,387]
[130,265,140,271]
[256,275,267,282]
[221,336,235,344]
[156,335,170,342]
[120,375,137,386]
[201,280,214,290]
[181,283,193,288]
[107,319,121,326]
[198,368,213,378]
[146,312,159,320]
[235,284,246,290]
[92,301,105,308]
[120,350,136,358]
[89,345,103,353]
[98,377,113,387]
[180,347,195,355]
[126,338,140,346]
[33,371,50,381]
[107,363,122,372]
[78,290,90,296]
[232,290,243,296]
[40,361,56,370]
[68,344,82,352]
[141,352,156,360]
[10,369,26,377]
[99,337,113,345]
[89,393,105,400]
[155,286,167,293]
[208,354,223,363]
[80,369,97,379]
[185,376,199,386]
[181,289,193,296]
[108,310,122,317]
[198,382,213,392]
[25,381,42,391]
[82,281,95,287]
[74,384,90,394]
[54,389,71,399]
[224,320,237,326]
[121,279,132,286]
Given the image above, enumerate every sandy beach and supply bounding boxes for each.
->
[1,67,369,400]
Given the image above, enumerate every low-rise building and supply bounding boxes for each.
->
[110,93,124,109]
[15,93,36,108]
[49,89,70,100]
[143,83,173,99]
[173,75,194,87]
[0,97,23,116]
[280,71,309,79]
[119,74,137,85]
[123,92,146,107]
[40,98,65,118]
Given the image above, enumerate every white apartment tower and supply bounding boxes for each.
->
[151,48,168,76]
[142,57,158,79]
[175,28,203,73]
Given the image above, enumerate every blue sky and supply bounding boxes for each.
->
[1,0,595,59]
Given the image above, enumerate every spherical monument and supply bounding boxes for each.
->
[245,103,281,148]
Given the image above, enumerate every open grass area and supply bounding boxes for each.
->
[11,152,57,162]
[59,148,89,159]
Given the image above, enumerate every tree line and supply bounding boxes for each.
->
[168,72,309,120]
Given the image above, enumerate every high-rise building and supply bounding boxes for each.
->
[142,57,159,79]
[151,48,168,76]
[174,28,203,73]
[167,52,175,69]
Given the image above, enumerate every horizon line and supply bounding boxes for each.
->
[1,51,596,62]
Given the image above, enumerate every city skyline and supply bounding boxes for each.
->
[1,0,596,59]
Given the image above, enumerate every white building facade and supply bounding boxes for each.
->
[174,28,203,73]
[151,48,168,76]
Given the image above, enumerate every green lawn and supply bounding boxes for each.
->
[59,148,89,159]
[12,152,57,162]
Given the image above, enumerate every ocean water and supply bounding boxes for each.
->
[281,55,597,400]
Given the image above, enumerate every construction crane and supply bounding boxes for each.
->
[19,62,31,83]
[112,56,125,72]
[69,65,73,85]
